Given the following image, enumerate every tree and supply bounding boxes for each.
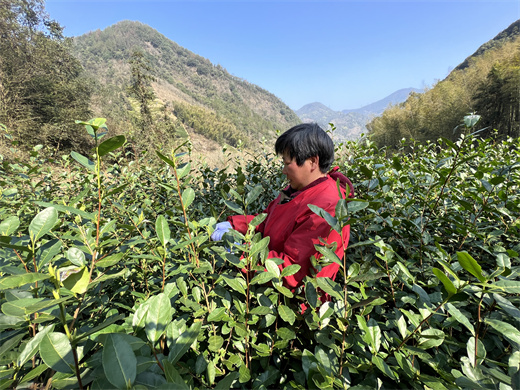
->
[0,0,92,154]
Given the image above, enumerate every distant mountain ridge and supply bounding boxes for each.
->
[296,88,420,140]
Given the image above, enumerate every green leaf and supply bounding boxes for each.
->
[347,200,370,213]
[17,324,55,367]
[308,204,338,230]
[70,151,95,172]
[250,271,276,285]
[367,318,381,353]
[372,355,398,380]
[224,200,243,214]
[39,332,74,374]
[103,333,137,389]
[239,364,251,383]
[145,293,172,345]
[61,266,90,294]
[0,216,19,235]
[163,360,189,389]
[278,305,295,325]
[168,321,202,364]
[467,337,486,366]
[208,335,224,352]
[181,187,195,209]
[245,185,263,206]
[207,307,227,322]
[457,251,486,283]
[305,281,318,309]
[0,273,49,290]
[33,201,95,220]
[156,151,176,169]
[446,303,475,336]
[418,328,445,349]
[96,253,125,268]
[98,135,126,156]
[66,247,86,267]
[493,294,520,320]
[281,264,300,278]
[490,280,520,294]
[215,372,239,390]
[484,318,520,346]
[432,267,457,296]
[29,207,58,242]
[221,275,246,296]
[155,215,170,248]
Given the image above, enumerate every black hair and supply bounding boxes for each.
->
[275,123,334,173]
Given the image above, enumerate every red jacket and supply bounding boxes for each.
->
[228,167,354,290]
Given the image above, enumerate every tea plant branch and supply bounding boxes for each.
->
[13,248,30,273]
[393,298,448,354]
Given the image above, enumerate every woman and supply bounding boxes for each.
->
[212,123,354,290]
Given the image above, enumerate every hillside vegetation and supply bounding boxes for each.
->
[72,21,300,154]
[368,20,520,148]
[0,3,299,163]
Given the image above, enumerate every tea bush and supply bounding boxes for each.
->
[0,116,519,389]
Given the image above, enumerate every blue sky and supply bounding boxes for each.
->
[46,0,519,111]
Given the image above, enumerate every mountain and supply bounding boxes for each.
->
[296,88,420,140]
[343,88,421,115]
[72,21,300,157]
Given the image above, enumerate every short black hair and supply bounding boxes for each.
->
[275,123,334,173]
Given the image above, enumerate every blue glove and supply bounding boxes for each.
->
[211,221,232,241]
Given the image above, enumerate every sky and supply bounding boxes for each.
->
[45,0,519,112]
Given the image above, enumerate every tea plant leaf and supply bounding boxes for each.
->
[36,239,62,268]
[367,318,382,353]
[492,294,520,320]
[372,355,398,380]
[155,215,170,248]
[278,305,295,325]
[102,333,137,389]
[17,324,55,366]
[239,364,251,383]
[98,135,126,156]
[0,273,49,290]
[490,280,520,294]
[29,207,58,242]
[484,319,520,346]
[457,251,487,283]
[96,253,125,268]
[281,264,300,278]
[305,281,318,309]
[182,187,195,209]
[208,335,224,352]
[224,200,243,214]
[62,266,89,294]
[163,360,189,389]
[39,332,74,374]
[467,337,486,366]
[250,271,276,285]
[418,328,445,349]
[347,200,370,213]
[66,247,86,267]
[34,201,95,220]
[432,267,457,296]
[245,185,263,206]
[70,151,95,172]
[168,321,202,364]
[215,372,239,390]
[308,204,339,231]
[446,303,475,336]
[0,216,19,235]
[0,332,24,357]
[221,274,246,296]
[145,293,172,345]
[207,307,226,322]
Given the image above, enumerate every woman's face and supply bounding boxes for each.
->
[281,152,314,191]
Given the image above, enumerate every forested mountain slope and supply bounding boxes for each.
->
[368,19,520,148]
[72,21,300,155]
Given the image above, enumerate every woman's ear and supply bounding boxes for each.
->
[309,156,320,170]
